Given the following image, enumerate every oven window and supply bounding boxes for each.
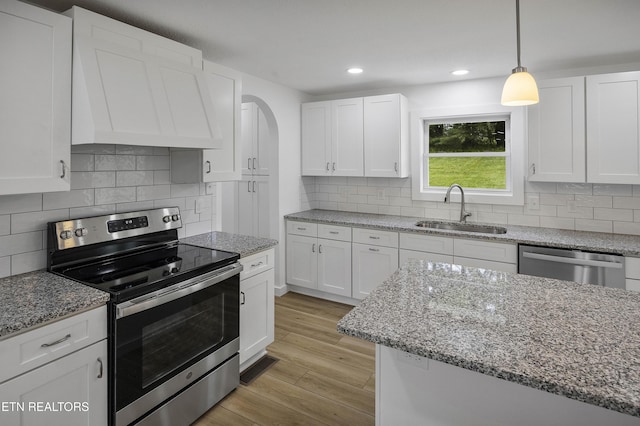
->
[141,294,224,387]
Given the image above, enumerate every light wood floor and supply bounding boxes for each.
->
[194,292,375,425]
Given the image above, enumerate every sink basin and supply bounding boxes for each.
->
[415,221,507,234]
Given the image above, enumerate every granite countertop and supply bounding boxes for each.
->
[181,231,278,258]
[0,271,110,340]
[285,209,640,256]
[337,260,640,417]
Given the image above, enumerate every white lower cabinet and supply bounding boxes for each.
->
[0,306,108,426]
[239,249,275,371]
[352,243,399,300]
[317,239,352,297]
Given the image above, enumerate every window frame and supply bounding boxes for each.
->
[411,104,525,206]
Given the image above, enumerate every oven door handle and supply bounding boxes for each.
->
[116,263,243,319]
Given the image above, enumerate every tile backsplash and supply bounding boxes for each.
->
[0,144,215,278]
[302,176,640,236]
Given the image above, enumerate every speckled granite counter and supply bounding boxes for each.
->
[285,209,640,256]
[337,260,640,417]
[0,271,109,340]
[181,231,278,257]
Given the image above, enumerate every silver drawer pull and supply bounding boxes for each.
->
[250,261,264,268]
[369,248,380,252]
[369,236,380,240]
[41,333,71,348]
[297,227,306,231]
[240,291,246,305]
[97,358,104,379]
[329,231,339,234]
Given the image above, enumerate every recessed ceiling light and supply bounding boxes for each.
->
[347,67,364,74]
[451,69,470,76]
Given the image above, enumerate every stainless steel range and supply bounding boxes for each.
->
[47,207,242,426]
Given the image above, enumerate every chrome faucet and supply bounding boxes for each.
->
[444,184,472,223]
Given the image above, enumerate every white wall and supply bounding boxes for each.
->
[0,144,216,278]
[305,74,640,236]
[239,73,311,292]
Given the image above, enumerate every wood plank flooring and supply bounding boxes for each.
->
[194,292,375,425]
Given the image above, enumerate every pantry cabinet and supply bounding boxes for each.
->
[528,77,586,183]
[237,176,270,238]
[301,99,364,176]
[0,0,71,195]
[239,248,275,370]
[586,71,640,184]
[242,102,270,176]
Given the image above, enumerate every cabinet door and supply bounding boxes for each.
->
[286,234,318,289]
[201,61,242,182]
[317,238,352,297]
[587,71,640,184]
[352,243,399,300]
[528,77,585,182]
[332,98,364,176]
[364,94,409,177]
[240,270,274,366]
[241,103,256,175]
[302,101,331,176]
[0,1,71,195]
[255,104,270,175]
[254,178,271,239]
[237,178,255,236]
[0,340,107,426]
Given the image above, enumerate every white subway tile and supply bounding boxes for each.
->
[366,195,389,205]
[557,183,592,195]
[336,203,358,212]
[70,171,116,189]
[70,154,94,171]
[315,193,329,202]
[557,206,593,219]
[536,205,558,217]
[95,187,136,205]
[0,194,42,215]
[11,209,69,233]
[70,205,115,218]
[117,171,154,187]
[318,184,338,194]
[137,185,171,201]
[0,256,9,278]
[400,206,425,217]
[492,205,524,214]
[136,155,170,171]
[318,201,338,210]
[0,232,43,257]
[574,195,612,208]
[508,214,540,227]
[185,220,212,237]
[95,154,136,171]
[71,144,115,154]
[116,201,155,213]
[171,184,200,198]
[594,208,633,222]
[328,193,346,203]
[347,194,368,204]
[154,171,171,185]
[594,184,632,196]
[540,217,575,230]
[11,250,46,275]
[43,189,94,210]
[524,181,557,193]
[94,154,116,171]
[181,209,200,224]
[347,177,368,186]
[539,193,573,206]
[116,145,155,155]
[153,147,170,155]
[378,205,402,216]
[357,186,377,196]
[614,222,640,236]
[575,219,613,233]
[613,196,640,209]
[475,212,508,224]
[388,178,410,188]
[0,216,9,236]
[358,204,379,214]
[388,196,413,207]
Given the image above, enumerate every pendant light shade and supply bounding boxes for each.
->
[501,0,539,106]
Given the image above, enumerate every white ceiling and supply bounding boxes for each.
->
[31,0,640,95]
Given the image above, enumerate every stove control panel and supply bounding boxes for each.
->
[108,216,149,233]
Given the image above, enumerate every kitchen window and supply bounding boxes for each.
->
[411,105,525,205]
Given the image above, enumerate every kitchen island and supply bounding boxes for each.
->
[338,260,640,425]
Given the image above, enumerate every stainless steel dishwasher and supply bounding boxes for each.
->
[518,244,625,289]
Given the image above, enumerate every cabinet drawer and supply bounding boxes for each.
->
[239,248,275,280]
[353,228,398,248]
[399,233,453,255]
[0,305,107,383]
[625,257,640,280]
[455,256,517,274]
[287,220,317,237]
[454,239,517,264]
[318,224,351,242]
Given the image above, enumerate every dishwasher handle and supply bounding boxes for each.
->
[521,251,623,269]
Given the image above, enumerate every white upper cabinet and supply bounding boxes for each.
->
[242,103,270,176]
[302,98,364,176]
[66,7,222,149]
[586,71,640,184]
[0,0,71,195]
[364,94,409,178]
[528,77,585,182]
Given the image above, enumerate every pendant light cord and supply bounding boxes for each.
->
[516,0,522,69]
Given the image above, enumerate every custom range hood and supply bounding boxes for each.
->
[66,7,223,149]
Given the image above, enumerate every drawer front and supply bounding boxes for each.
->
[287,220,318,237]
[353,228,398,248]
[626,256,640,280]
[0,305,107,383]
[455,256,518,274]
[318,224,351,242]
[454,239,517,264]
[399,233,454,255]
[239,248,275,280]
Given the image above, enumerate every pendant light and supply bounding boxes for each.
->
[501,0,539,106]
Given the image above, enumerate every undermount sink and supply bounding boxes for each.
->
[415,221,507,234]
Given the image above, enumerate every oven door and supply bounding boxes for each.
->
[113,263,241,426]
